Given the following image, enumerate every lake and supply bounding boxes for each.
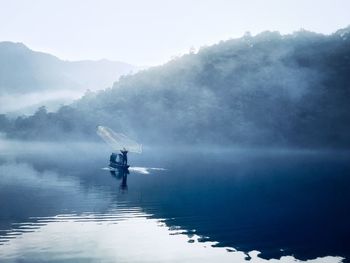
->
[0,141,349,262]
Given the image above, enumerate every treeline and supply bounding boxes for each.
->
[1,27,350,148]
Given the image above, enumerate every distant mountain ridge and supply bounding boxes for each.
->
[0,42,137,114]
[1,26,350,148]
[0,41,136,94]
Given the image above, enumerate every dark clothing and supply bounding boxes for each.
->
[120,150,128,165]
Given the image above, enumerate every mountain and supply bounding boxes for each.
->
[0,42,136,113]
[1,27,350,148]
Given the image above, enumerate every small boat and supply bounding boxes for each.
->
[96,126,142,171]
[109,162,130,169]
[109,150,129,169]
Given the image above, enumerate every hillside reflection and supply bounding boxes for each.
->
[0,142,349,262]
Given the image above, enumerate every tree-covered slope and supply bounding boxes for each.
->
[2,27,350,148]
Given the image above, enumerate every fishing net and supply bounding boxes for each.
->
[96,126,142,153]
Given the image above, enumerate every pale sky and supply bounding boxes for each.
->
[0,0,349,66]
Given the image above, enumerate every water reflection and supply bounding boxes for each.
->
[0,209,342,263]
[0,143,349,263]
[110,167,129,192]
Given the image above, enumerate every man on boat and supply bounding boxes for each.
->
[120,148,128,165]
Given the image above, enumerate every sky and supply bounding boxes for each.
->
[0,0,349,66]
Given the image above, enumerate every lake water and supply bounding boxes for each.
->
[0,141,349,262]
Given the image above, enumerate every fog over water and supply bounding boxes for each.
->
[1,3,349,261]
[0,140,349,262]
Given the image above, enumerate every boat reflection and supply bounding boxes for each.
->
[110,167,129,192]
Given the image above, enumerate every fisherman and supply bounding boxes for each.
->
[118,154,123,163]
[120,148,128,165]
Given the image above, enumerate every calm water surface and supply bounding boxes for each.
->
[0,142,349,262]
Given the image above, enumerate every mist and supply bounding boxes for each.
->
[0,42,137,115]
[1,28,349,149]
[0,89,83,115]
[1,2,350,262]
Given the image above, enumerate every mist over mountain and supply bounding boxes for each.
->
[1,27,350,148]
[0,42,136,113]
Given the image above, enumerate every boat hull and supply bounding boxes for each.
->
[109,162,130,169]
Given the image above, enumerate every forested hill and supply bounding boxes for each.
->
[1,27,350,148]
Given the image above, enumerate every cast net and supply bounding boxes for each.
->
[96,126,142,153]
